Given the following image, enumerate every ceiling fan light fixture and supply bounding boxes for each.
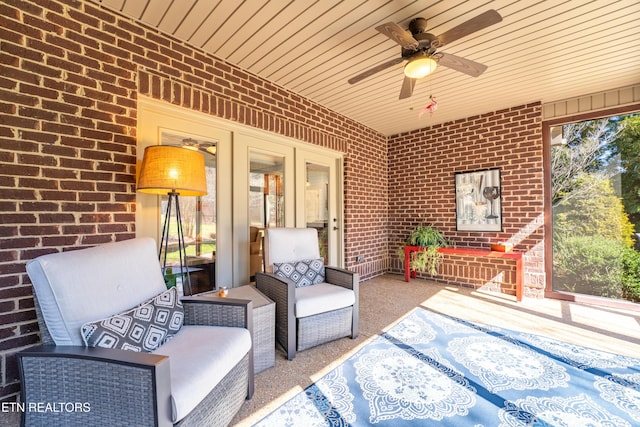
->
[404,55,437,79]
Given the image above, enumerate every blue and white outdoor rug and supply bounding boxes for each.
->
[253,308,640,426]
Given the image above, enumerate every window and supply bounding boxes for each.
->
[159,131,217,293]
[547,112,640,306]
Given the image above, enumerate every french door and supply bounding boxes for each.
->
[296,149,343,267]
[138,97,344,288]
[232,133,295,284]
[232,135,344,283]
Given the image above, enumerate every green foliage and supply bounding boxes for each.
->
[553,236,640,302]
[621,249,640,302]
[406,224,449,248]
[553,236,625,299]
[164,243,216,263]
[398,225,449,276]
[408,248,442,276]
[553,176,635,248]
[552,114,640,234]
[611,115,640,231]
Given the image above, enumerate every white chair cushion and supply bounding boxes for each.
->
[263,228,320,273]
[153,325,251,423]
[26,238,167,346]
[295,283,355,318]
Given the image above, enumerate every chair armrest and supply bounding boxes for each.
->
[255,272,296,360]
[325,267,359,339]
[181,296,253,329]
[325,266,359,290]
[255,272,294,308]
[18,345,172,426]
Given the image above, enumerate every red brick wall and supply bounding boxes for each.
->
[437,253,519,295]
[0,0,548,405]
[0,0,387,402]
[388,104,545,297]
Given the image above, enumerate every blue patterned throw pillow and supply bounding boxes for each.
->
[274,258,325,288]
[81,286,184,352]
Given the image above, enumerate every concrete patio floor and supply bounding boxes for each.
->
[233,273,640,425]
[2,274,637,426]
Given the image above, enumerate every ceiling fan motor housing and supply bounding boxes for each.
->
[408,17,428,34]
[402,17,440,58]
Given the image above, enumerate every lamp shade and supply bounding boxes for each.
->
[404,55,438,79]
[137,145,207,196]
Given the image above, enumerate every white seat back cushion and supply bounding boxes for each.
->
[153,325,251,423]
[295,283,355,318]
[26,237,167,346]
[263,228,320,273]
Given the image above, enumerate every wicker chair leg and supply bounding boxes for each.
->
[287,315,296,360]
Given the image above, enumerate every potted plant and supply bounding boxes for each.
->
[399,224,449,276]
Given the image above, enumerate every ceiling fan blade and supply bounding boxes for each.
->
[348,57,404,85]
[436,9,502,47]
[399,76,416,99]
[375,21,419,50]
[437,53,487,77]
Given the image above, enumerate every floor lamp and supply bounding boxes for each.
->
[137,145,207,295]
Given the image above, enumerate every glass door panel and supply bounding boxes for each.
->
[157,131,217,294]
[296,150,343,267]
[158,133,217,258]
[248,152,285,279]
[550,114,639,304]
[305,162,330,263]
[249,152,285,228]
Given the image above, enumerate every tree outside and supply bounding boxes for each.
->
[551,114,640,303]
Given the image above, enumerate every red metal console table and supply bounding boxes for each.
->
[403,246,524,302]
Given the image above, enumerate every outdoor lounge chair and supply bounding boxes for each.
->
[256,227,358,360]
[18,237,253,426]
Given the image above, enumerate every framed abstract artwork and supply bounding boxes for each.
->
[455,168,502,232]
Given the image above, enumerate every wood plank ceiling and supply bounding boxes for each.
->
[91,0,640,136]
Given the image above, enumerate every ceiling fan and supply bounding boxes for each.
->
[348,10,502,99]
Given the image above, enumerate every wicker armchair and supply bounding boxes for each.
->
[256,228,358,360]
[18,238,253,427]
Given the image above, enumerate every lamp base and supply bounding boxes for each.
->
[159,190,193,296]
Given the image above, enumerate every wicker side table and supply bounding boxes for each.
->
[225,285,275,374]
